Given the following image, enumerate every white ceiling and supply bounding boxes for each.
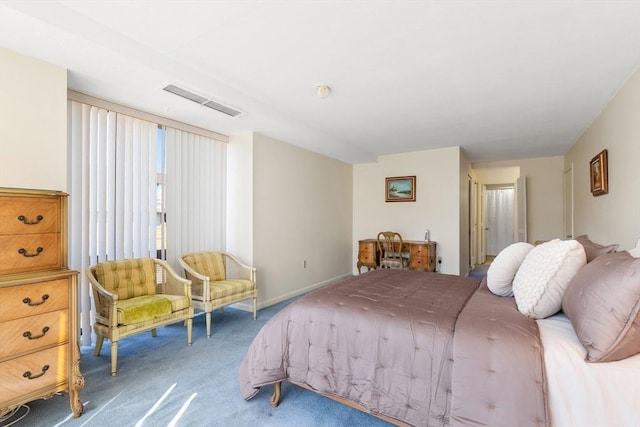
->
[1,0,639,164]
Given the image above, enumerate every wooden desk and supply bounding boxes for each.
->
[357,239,437,273]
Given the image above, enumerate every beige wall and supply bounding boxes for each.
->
[0,47,67,191]
[353,147,462,275]
[251,133,353,306]
[564,69,640,250]
[473,166,520,185]
[227,132,254,265]
[472,156,565,244]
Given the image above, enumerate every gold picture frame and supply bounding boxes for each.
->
[385,176,416,202]
[590,149,608,196]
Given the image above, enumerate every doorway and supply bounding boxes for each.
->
[469,176,478,268]
[484,185,515,257]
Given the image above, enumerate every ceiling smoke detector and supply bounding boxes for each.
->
[317,85,331,99]
[162,84,245,118]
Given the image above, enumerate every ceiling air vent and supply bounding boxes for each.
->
[162,84,245,118]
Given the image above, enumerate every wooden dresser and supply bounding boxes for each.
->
[0,188,84,418]
[357,239,437,273]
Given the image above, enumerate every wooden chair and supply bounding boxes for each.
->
[86,258,193,376]
[377,231,408,269]
[179,251,257,338]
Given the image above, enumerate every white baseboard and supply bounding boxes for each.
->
[230,272,354,313]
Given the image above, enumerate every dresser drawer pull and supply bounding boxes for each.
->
[23,365,50,380]
[22,294,50,306]
[23,326,50,340]
[17,214,44,225]
[18,247,44,257]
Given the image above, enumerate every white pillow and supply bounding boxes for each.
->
[487,242,534,296]
[512,239,586,319]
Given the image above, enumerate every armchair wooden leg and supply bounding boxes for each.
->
[110,341,118,376]
[93,335,104,356]
[253,296,257,320]
[187,317,193,346]
[151,328,157,337]
[206,312,212,338]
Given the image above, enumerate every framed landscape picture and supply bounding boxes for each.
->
[385,176,416,202]
[590,149,608,196]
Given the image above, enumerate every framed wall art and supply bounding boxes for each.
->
[590,149,608,196]
[385,176,416,202]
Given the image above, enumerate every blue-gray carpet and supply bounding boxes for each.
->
[468,264,489,279]
[4,298,391,427]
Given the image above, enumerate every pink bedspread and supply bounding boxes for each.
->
[240,269,547,427]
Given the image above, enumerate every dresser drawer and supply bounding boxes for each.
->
[0,310,69,359]
[0,279,69,322]
[0,345,68,402]
[0,196,60,235]
[0,233,62,274]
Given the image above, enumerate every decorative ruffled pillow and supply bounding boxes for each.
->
[562,251,640,362]
[512,239,586,319]
[487,242,534,297]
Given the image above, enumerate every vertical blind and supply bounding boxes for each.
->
[68,100,226,345]
[164,128,226,270]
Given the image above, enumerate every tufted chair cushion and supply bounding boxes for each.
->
[182,252,226,281]
[210,279,255,302]
[116,295,172,325]
[94,258,157,300]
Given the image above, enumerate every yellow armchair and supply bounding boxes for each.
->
[179,251,257,338]
[86,258,193,376]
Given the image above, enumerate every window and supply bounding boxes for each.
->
[68,100,226,345]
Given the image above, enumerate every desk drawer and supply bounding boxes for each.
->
[410,256,430,270]
[0,310,69,359]
[0,196,60,235]
[0,233,61,274]
[410,244,430,257]
[358,241,377,264]
[0,345,68,402]
[0,279,69,322]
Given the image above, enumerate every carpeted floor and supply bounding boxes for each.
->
[468,264,489,279]
[2,297,391,427]
[468,256,493,279]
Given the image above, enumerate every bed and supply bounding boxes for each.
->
[239,239,640,427]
